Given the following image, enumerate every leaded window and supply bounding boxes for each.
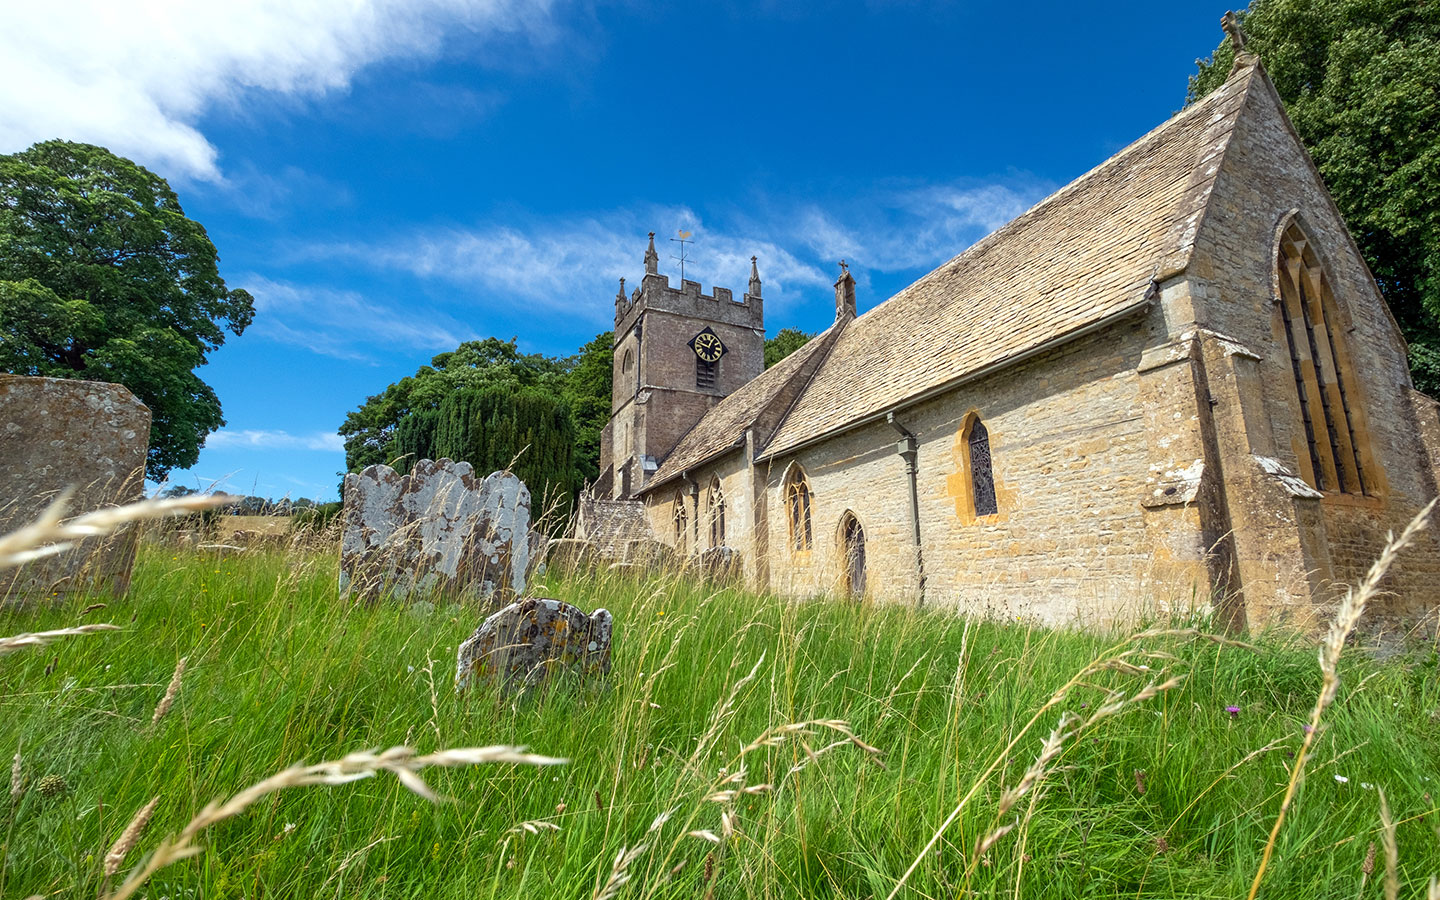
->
[1276,221,1367,494]
[673,492,688,553]
[785,466,813,552]
[969,419,998,517]
[708,479,726,547]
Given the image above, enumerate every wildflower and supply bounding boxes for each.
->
[1335,774,1349,784]
[1225,705,1241,719]
[1302,724,1314,733]
[657,610,665,617]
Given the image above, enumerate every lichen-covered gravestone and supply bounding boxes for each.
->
[454,597,613,693]
[339,459,531,603]
[0,375,151,602]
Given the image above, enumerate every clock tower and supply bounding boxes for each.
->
[600,233,765,499]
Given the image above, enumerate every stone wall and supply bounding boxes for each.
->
[0,375,151,601]
[1186,76,1440,623]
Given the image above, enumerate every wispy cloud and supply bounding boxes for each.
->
[315,206,834,317]
[0,0,560,181]
[308,179,1051,324]
[238,275,474,361]
[793,179,1051,272]
[205,429,345,452]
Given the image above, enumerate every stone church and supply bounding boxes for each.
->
[588,50,1440,630]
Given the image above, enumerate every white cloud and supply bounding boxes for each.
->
[205,429,345,452]
[794,180,1050,272]
[0,0,558,181]
[238,275,474,360]
[311,182,1049,322]
[318,206,835,319]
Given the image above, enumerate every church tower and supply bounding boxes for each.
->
[599,233,765,499]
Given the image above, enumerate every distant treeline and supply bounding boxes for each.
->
[336,328,814,520]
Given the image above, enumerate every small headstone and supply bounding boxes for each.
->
[339,460,531,603]
[0,375,150,602]
[454,597,613,694]
[693,546,742,584]
[624,538,679,572]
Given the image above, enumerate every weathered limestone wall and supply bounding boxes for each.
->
[1187,76,1440,623]
[641,316,1228,626]
[0,374,151,601]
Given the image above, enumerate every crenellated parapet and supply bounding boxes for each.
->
[613,234,764,336]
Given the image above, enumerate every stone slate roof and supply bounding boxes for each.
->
[759,65,1257,458]
[638,62,1260,482]
[575,494,653,558]
[646,324,843,490]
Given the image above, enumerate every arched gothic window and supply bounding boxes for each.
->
[708,478,726,548]
[1275,220,1369,494]
[621,348,634,375]
[785,465,813,552]
[673,490,688,553]
[839,511,866,598]
[966,416,998,517]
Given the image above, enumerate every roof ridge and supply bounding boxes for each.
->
[751,316,852,458]
[858,69,1259,322]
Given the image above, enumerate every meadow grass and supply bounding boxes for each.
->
[2,541,1438,898]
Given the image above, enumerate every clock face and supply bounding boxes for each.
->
[690,329,726,363]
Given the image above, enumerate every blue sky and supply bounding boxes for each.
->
[2,1,1233,501]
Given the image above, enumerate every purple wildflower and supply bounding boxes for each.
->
[1225,705,1241,720]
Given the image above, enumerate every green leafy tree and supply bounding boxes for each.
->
[1190,1,1440,392]
[338,337,567,473]
[0,140,255,480]
[561,331,613,485]
[765,327,813,368]
[339,332,613,494]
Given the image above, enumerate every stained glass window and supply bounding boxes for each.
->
[786,467,813,551]
[708,479,725,547]
[673,492,688,552]
[969,419,998,517]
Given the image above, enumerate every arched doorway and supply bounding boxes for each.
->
[840,512,866,598]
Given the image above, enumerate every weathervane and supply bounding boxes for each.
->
[670,229,694,282]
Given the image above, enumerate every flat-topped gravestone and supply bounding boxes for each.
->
[339,459,531,603]
[454,597,613,694]
[0,375,151,602]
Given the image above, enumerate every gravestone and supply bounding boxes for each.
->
[454,597,613,693]
[339,459,531,603]
[0,375,151,602]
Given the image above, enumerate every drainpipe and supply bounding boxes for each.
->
[886,412,927,606]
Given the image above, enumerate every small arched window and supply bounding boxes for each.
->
[708,477,726,547]
[673,490,688,553]
[785,465,813,552]
[839,512,866,598]
[1275,220,1368,495]
[966,416,998,517]
[621,348,634,375]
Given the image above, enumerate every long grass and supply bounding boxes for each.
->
[2,540,1438,898]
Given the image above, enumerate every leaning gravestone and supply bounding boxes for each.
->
[339,459,531,603]
[454,597,613,694]
[0,375,151,602]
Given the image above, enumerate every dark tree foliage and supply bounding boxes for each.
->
[1190,0,1440,392]
[387,386,579,521]
[765,327,813,368]
[0,141,255,480]
[340,332,613,508]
